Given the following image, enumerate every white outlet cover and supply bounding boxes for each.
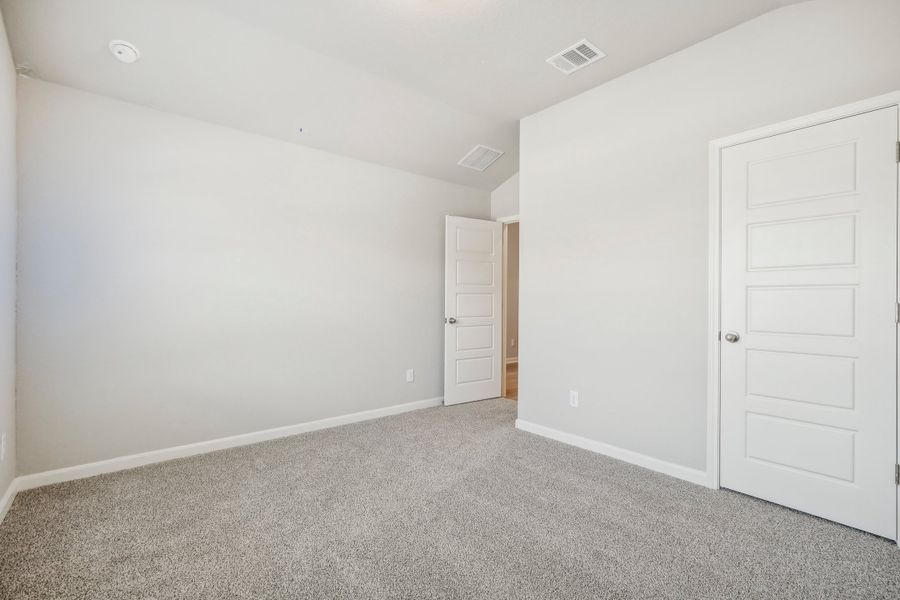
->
[405,369,415,383]
[569,390,579,408]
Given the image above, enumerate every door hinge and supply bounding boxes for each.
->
[717,330,722,341]
[895,464,899,485]
[896,302,900,324]
[896,141,900,163]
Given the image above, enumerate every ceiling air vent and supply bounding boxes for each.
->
[546,39,606,75]
[457,145,504,172]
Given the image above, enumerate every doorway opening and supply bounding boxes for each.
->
[442,215,517,406]
[501,220,519,400]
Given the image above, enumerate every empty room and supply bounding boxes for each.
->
[1,0,900,598]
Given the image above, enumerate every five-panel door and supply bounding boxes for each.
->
[444,216,502,405]
[720,107,899,539]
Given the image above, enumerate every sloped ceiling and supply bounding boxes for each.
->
[1,0,802,190]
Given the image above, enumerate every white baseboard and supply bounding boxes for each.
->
[515,419,711,488]
[0,477,17,525]
[14,396,443,494]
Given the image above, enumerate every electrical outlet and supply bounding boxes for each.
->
[0,432,5,462]
[405,368,415,383]
[569,390,579,408]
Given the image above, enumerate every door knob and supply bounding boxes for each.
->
[447,317,457,324]
[723,331,740,343]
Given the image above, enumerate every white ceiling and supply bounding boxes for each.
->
[1,0,801,190]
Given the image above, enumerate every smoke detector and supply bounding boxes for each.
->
[457,145,504,172]
[546,39,606,75]
[108,40,140,64]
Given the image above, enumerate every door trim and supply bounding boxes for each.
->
[706,91,900,541]
[499,216,519,398]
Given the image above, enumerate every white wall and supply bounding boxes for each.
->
[16,79,489,475]
[491,173,519,220]
[518,0,900,472]
[0,12,15,501]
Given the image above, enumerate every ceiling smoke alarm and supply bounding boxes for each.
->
[108,40,141,64]
[546,39,606,74]
[457,145,504,172]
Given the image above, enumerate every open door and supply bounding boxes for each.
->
[444,216,502,405]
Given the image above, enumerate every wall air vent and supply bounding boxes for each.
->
[546,39,606,75]
[457,145,504,172]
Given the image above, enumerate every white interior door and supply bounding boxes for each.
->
[444,216,502,405]
[720,107,899,539]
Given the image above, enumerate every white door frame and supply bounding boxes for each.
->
[498,215,519,398]
[706,91,900,540]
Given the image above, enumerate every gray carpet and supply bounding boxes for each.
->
[1,399,899,599]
